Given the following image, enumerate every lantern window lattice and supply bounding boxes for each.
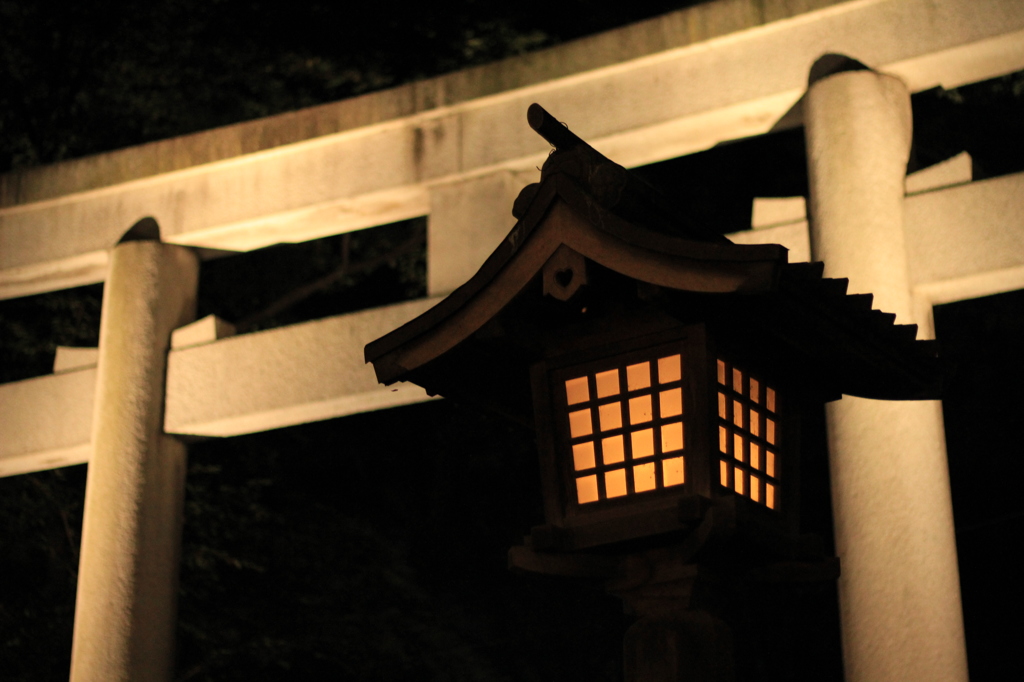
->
[717,359,779,509]
[563,352,687,505]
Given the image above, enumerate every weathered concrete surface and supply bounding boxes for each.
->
[70,241,198,682]
[805,68,968,682]
[163,297,440,437]
[3,0,1023,299]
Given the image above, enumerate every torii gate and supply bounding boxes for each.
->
[2,1,1023,680]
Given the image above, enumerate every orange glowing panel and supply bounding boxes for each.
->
[749,410,760,437]
[767,451,776,478]
[633,463,656,492]
[629,395,653,424]
[577,475,599,504]
[767,419,776,445]
[750,378,760,403]
[717,360,727,385]
[750,442,760,470]
[663,457,685,487]
[596,370,620,398]
[719,426,728,453]
[767,387,776,412]
[720,460,729,486]
[569,409,592,438]
[660,388,683,418]
[734,467,745,495]
[659,355,682,383]
[627,362,651,391]
[572,442,596,471]
[631,429,655,459]
[767,483,776,509]
[734,433,744,461]
[661,422,684,452]
[750,475,761,502]
[605,469,628,498]
[718,392,727,419]
[599,402,622,431]
[733,368,743,393]
[565,376,589,405]
[733,400,743,428]
[601,435,625,465]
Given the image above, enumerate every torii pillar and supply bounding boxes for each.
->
[70,224,198,682]
[803,60,969,682]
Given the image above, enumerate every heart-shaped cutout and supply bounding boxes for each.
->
[555,268,574,288]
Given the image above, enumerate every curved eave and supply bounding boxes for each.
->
[365,174,787,384]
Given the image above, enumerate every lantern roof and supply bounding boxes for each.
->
[365,105,941,421]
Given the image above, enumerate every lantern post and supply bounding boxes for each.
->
[366,105,942,681]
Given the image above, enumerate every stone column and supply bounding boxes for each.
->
[803,66,968,682]
[70,237,199,682]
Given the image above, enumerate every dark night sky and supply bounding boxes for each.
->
[1,2,1023,680]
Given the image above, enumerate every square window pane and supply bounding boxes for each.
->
[629,395,653,424]
[750,443,760,470]
[767,483,776,509]
[577,475,599,504]
[627,362,651,391]
[734,433,744,462]
[633,462,656,492]
[660,388,683,417]
[602,435,625,465]
[596,370,620,398]
[569,409,592,438]
[717,359,727,385]
[750,475,761,502]
[663,457,685,487]
[750,409,760,437]
[718,392,727,419]
[605,469,628,498]
[767,419,776,445]
[565,376,589,405]
[767,451,776,478]
[733,368,743,393]
[631,429,655,459]
[720,459,729,486]
[661,422,684,452]
[733,400,744,428]
[750,378,760,403]
[734,467,745,495]
[572,442,596,471]
[767,387,776,412]
[599,402,622,431]
[659,354,682,383]
[719,426,728,453]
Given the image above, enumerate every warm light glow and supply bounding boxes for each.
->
[573,442,596,470]
[602,435,625,464]
[596,370,619,398]
[663,457,685,486]
[628,395,653,424]
[564,347,688,504]
[661,422,684,452]
[577,475,599,504]
[716,359,780,510]
[633,463,656,492]
[627,362,651,390]
[605,469,627,497]
[659,355,682,383]
[569,409,592,437]
[565,377,589,405]
[599,402,622,431]
[631,429,654,458]
[660,388,683,417]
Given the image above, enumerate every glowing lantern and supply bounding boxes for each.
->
[365,104,941,559]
